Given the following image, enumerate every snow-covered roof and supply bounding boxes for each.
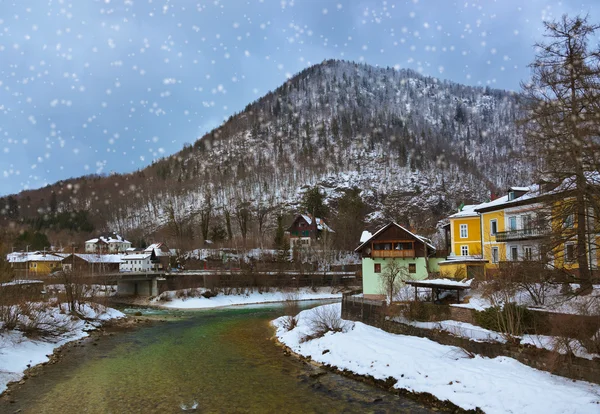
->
[359,230,373,243]
[299,214,334,232]
[355,222,435,252]
[474,184,538,212]
[121,253,152,260]
[144,243,172,256]
[26,254,65,262]
[448,204,479,218]
[74,254,123,263]
[405,278,472,288]
[315,217,334,232]
[85,232,131,244]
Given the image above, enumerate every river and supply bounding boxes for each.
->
[1,302,432,413]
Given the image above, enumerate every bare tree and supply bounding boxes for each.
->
[379,260,410,304]
[520,15,600,290]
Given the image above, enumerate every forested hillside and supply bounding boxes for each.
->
[1,60,531,249]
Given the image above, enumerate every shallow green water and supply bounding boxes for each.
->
[2,303,431,413]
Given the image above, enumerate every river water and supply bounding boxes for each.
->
[1,302,431,413]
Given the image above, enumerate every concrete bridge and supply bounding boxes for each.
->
[96,271,166,296]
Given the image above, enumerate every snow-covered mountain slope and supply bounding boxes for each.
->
[9,60,531,238]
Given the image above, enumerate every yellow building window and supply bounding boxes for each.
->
[460,224,468,238]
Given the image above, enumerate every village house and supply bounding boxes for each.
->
[143,242,173,270]
[22,253,65,276]
[61,253,123,274]
[355,222,441,300]
[85,232,132,253]
[440,179,600,278]
[286,214,334,248]
[120,251,159,273]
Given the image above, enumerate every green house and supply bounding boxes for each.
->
[355,222,439,300]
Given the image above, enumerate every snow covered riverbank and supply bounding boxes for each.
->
[272,304,600,413]
[154,287,342,309]
[0,303,125,395]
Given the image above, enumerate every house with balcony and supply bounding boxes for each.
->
[355,222,440,299]
[286,214,334,248]
[440,181,600,278]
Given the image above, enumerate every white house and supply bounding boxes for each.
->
[119,253,158,272]
[85,232,132,253]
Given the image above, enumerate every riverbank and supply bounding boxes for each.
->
[0,303,126,396]
[272,304,600,414]
[152,287,343,309]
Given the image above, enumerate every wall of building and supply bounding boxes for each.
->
[450,216,481,257]
[362,257,428,296]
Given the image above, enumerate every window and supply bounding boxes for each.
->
[460,224,468,238]
[491,247,499,264]
[522,215,532,234]
[565,243,575,262]
[510,246,518,261]
[461,245,469,256]
[374,263,381,273]
[490,220,497,236]
[408,263,416,274]
[564,214,574,229]
[508,191,515,201]
[509,216,517,231]
[523,246,533,261]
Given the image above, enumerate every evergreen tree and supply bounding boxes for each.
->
[301,187,328,218]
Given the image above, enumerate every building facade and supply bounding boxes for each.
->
[355,222,440,299]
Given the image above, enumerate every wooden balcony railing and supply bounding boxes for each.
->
[372,249,415,258]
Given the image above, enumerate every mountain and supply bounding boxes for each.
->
[1,60,530,247]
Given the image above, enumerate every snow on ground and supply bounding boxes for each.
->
[0,303,125,395]
[456,284,600,315]
[273,304,600,414]
[155,287,342,309]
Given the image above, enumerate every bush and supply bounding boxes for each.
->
[474,303,538,337]
[303,305,353,341]
[402,302,451,322]
[280,293,300,331]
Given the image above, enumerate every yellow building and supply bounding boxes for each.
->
[439,205,487,279]
[27,253,65,275]
[442,184,599,279]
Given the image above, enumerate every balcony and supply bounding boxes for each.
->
[372,249,415,258]
[495,228,548,242]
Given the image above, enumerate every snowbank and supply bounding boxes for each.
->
[273,304,600,413]
[155,287,342,309]
[0,303,125,395]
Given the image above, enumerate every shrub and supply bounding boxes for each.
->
[474,303,537,338]
[402,301,451,322]
[280,292,300,331]
[304,305,353,341]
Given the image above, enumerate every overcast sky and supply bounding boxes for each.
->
[0,0,599,196]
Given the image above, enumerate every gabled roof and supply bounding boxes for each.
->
[144,243,172,256]
[86,232,131,244]
[448,204,479,219]
[121,253,152,260]
[291,213,335,232]
[354,222,435,252]
[73,254,123,263]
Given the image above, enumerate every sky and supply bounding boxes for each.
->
[0,0,599,196]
